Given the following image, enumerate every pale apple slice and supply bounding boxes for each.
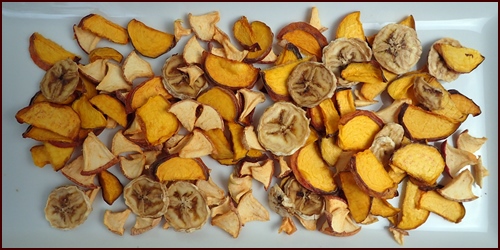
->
[456,129,488,154]
[111,130,143,155]
[84,186,101,205]
[131,216,162,236]
[213,26,248,62]
[196,177,226,207]
[73,24,101,54]
[277,156,292,178]
[173,19,192,42]
[250,159,274,190]
[103,209,132,236]
[61,154,98,189]
[178,128,215,158]
[473,156,489,188]
[278,216,297,235]
[238,161,259,177]
[78,59,107,83]
[242,125,265,151]
[228,173,252,204]
[437,169,478,202]
[195,104,224,131]
[119,153,146,180]
[122,51,154,84]
[96,61,132,92]
[237,88,266,123]
[168,99,200,132]
[211,196,242,238]
[81,131,119,175]
[188,11,220,41]
[319,195,361,237]
[236,190,270,225]
[183,35,206,64]
[389,226,409,246]
[442,140,478,178]
[308,6,328,33]
[164,133,192,155]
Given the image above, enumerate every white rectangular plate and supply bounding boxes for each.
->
[2,2,498,248]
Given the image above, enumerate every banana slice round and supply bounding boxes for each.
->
[257,101,310,156]
[164,181,210,233]
[283,177,324,221]
[123,175,169,218]
[286,61,336,108]
[40,58,79,103]
[268,184,295,217]
[372,23,422,75]
[428,37,462,82]
[322,37,373,87]
[44,185,92,230]
[162,54,209,99]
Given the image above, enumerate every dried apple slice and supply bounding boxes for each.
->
[309,6,328,32]
[202,51,259,90]
[195,104,225,131]
[290,142,337,194]
[236,190,270,225]
[319,196,361,237]
[103,209,132,236]
[441,140,478,178]
[73,24,101,54]
[79,13,128,45]
[437,169,478,202]
[213,26,249,62]
[71,95,108,129]
[16,102,81,140]
[456,129,487,154]
[122,51,154,84]
[151,155,210,182]
[97,169,123,205]
[183,35,206,65]
[135,95,179,146]
[78,59,107,83]
[228,173,253,204]
[277,22,328,59]
[119,153,146,180]
[337,110,384,151]
[211,197,242,238]
[111,130,143,155]
[168,99,200,132]
[472,156,488,188]
[178,128,215,158]
[249,159,274,190]
[61,155,98,189]
[90,94,128,128]
[418,190,465,223]
[127,19,176,58]
[375,98,412,124]
[96,61,131,92]
[89,47,123,63]
[196,177,226,207]
[391,143,445,186]
[131,216,161,236]
[126,76,173,113]
[188,11,220,41]
[173,19,192,42]
[237,88,266,124]
[81,131,119,175]
[29,32,81,70]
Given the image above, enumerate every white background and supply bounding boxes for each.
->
[2,2,498,248]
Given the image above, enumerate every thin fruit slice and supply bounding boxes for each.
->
[81,131,119,175]
[151,155,210,182]
[79,13,128,44]
[61,155,98,189]
[73,24,101,54]
[437,169,478,202]
[103,209,131,236]
[391,143,444,186]
[433,43,484,73]
[44,185,92,230]
[397,179,430,230]
[122,51,154,84]
[97,170,123,205]
[29,32,81,71]
[418,190,465,223]
[135,95,179,146]
[202,52,259,90]
[123,175,169,218]
[128,18,176,58]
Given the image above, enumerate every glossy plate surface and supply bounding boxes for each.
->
[2,2,498,248]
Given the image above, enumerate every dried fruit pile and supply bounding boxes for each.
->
[16,7,488,245]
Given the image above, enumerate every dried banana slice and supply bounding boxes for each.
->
[372,23,422,75]
[257,101,310,156]
[40,58,79,103]
[123,175,169,218]
[164,181,210,233]
[44,185,92,230]
[286,61,336,108]
[283,177,324,221]
[162,54,208,99]
[322,37,372,87]
[427,38,462,82]
[268,184,295,217]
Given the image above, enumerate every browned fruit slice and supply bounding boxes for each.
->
[29,32,81,71]
[127,19,176,58]
[338,171,371,223]
[151,155,210,182]
[98,169,124,205]
[337,110,384,151]
[350,149,398,199]
[16,102,81,140]
[390,143,445,186]
[135,95,179,146]
[277,22,328,59]
[202,52,259,90]
[79,13,128,45]
[290,142,337,194]
[398,103,461,141]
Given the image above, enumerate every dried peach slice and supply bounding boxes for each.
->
[336,11,365,40]
[73,24,101,54]
[71,95,108,130]
[126,76,173,113]
[29,32,81,71]
[128,19,176,58]
[97,169,123,205]
[151,155,210,182]
[277,22,328,59]
[89,47,123,63]
[89,94,128,128]
[79,13,128,45]
[202,51,259,90]
[135,95,179,146]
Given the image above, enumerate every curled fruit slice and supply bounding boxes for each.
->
[283,177,324,221]
[322,37,372,87]
[44,185,92,230]
[257,101,310,156]
[40,58,79,104]
[372,23,422,74]
[287,61,336,108]
[162,54,208,99]
[164,181,210,233]
[427,38,462,82]
[123,175,169,218]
